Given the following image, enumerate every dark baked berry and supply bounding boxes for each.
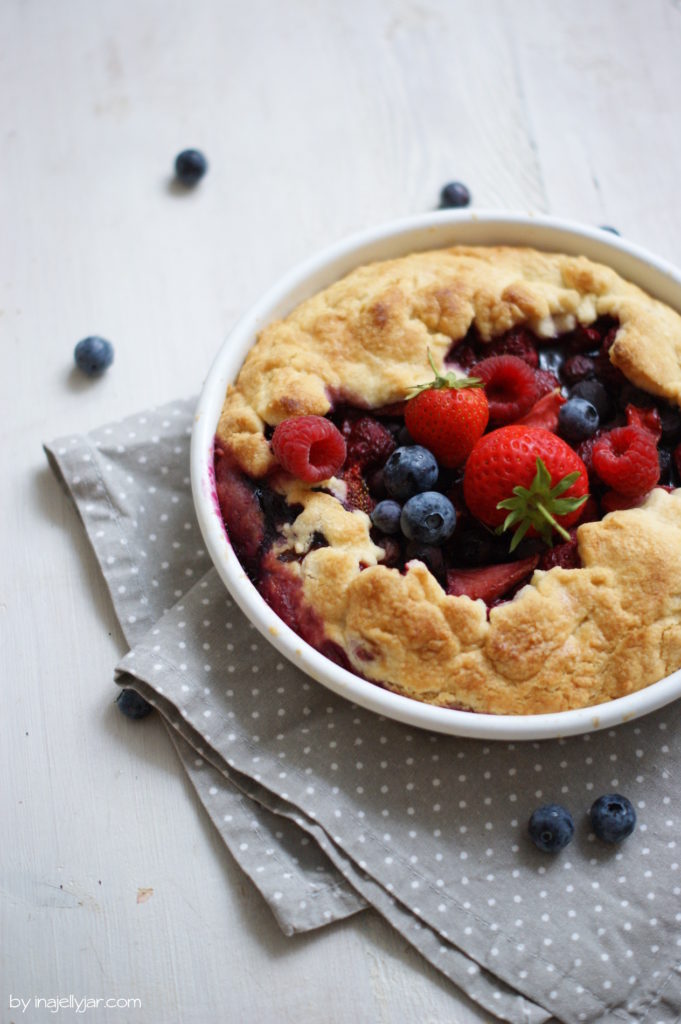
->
[344,415,396,469]
[659,448,677,486]
[592,426,660,496]
[570,379,613,422]
[272,416,347,483]
[116,688,153,720]
[174,148,208,185]
[590,793,636,844]
[528,803,574,853]
[371,499,402,535]
[599,225,620,235]
[538,531,580,570]
[474,354,539,425]
[401,492,456,544]
[658,405,681,445]
[383,446,438,501]
[74,336,114,376]
[483,327,539,368]
[558,398,600,442]
[367,466,387,499]
[375,535,402,568]
[568,323,602,354]
[562,354,596,384]
[405,540,445,583]
[453,529,501,567]
[439,181,471,208]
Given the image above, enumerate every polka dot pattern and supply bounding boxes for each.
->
[47,402,681,1023]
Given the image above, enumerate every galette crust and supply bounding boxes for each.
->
[216,245,681,714]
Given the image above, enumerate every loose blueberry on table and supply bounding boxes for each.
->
[590,793,637,844]
[174,148,208,186]
[439,181,472,209]
[215,315,680,668]
[528,803,575,853]
[116,688,153,720]
[74,336,114,376]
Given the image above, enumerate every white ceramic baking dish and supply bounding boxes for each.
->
[191,210,681,740]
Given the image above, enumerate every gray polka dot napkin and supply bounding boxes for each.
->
[46,400,681,1024]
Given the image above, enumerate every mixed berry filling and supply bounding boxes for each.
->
[215,316,681,643]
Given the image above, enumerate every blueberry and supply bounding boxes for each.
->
[528,803,575,853]
[371,499,402,535]
[174,148,208,186]
[383,445,438,500]
[590,793,636,844]
[569,379,613,422]
[401,491,456,544]
[558,397,600,441]
[599,225,620,235]
[439,181,471,209]
[116,688,153,720]
[74,336,114,376]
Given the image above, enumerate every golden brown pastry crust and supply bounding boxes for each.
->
[216,245,681,714]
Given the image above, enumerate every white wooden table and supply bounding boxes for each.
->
[4,1,681,1020]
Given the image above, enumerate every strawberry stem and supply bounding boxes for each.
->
[408,348,484,398]
[536,501,571,543]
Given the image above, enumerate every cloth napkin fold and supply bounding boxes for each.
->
[45,398,681,1024]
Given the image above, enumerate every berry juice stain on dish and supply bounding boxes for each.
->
[212,245,681,715]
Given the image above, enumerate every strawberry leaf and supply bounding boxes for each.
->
[407,348,484,397]
[496,457,588,551]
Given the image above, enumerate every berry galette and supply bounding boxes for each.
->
[214,246,681,714]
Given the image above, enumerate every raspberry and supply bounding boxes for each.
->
[483,327,539,368]
[592,426,660,497]
[343,415,396,469]
[601,490,649,513]
[562,355,595,384]
[271,415,347,483]
[625,404,662,442]
[534,369,561,397]
[568,323,602,353]
[474,354,539,425]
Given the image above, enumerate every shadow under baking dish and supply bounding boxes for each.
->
[191,210,681,741]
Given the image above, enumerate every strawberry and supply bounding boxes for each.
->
[342,462,375,514]
[404,351,489,469]
[463,426,589,551]
[517,389,566,432]
[446,555,539,603]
